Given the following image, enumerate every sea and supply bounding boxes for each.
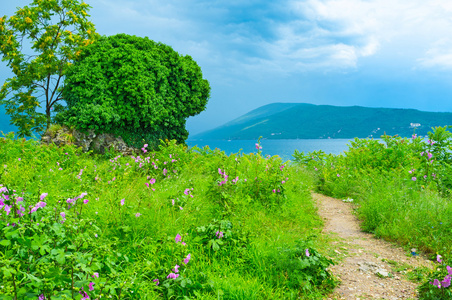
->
[186,139,354,161]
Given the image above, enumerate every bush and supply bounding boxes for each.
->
[58,34,210,148]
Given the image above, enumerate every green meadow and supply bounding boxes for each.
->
[3,126,452,299]
[0,134,335,299]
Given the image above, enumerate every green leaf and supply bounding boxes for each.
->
[0,239,11,247]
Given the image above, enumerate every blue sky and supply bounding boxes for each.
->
[2,0,452,135]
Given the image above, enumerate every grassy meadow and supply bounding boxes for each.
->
[0,133,335,299]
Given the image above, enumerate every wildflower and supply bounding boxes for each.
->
[424,175,427,179]
[145,183,149,188]
[183,253,191,264]
[92,272,99,278]
[437,254,442,263]
[184,188,190,195]
[89,282,94,291]
[428,152,433,159]
[255,143,262,150]
[305,249,310,257]
[40,193,48,201]
[216,231,224,239]
[95,234,98,238]
[337,174,340,177]
[448,266,452,275]
[83,199,89,204]
[173,265,180,273]
[172,199,175,206]
[163,168,167,176]
[120,199,125,206]
[18,158,21,161]
[412,134,417,139]
[272,189,276,193]
[412,177,417,181]
[175,234,182,243]
[179,206,183,210]
[442,275,451,288]
[60,212,66,219]
[430,278,441,288]
[420,152,424,156]
[182,242,186,246]
[153,279,159,286]
[167,273,179,279]
[280,165,285,171]
[39,295,46,300]
[135,213,141,218]
[36,201,47,208]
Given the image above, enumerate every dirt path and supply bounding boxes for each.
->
[313,193,434,300]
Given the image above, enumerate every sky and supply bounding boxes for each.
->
[2,0,452,136]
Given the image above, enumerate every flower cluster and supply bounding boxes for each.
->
[430,265,452,288]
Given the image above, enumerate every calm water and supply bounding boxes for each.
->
[186,139,353,161]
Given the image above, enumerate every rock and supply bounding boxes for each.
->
[376,268,390,278]
[40,125,139,155]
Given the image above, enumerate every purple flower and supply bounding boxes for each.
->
[428,152,433,159]
[272,189,276,193]
[167,273,179,279]
[83,199,89,204]
[163,168,167,176]
[175,234,182,243]
[184,188,190,195]
[153,279,159,286]
[430,278,441,288]
[447,266,452,275]
[305,249,310,257]
[39,295,46,300]
[60,212,66,219]
[18,158,21,161]
[135,213,141,218]
[92,272,99,278]
[442,275,451,288]
[40,193,48,201]
[420,152,424,156]
[173,265,180,273]
[216,231,224,239]
[412,134,417,139]
[183,253,191,265]
[89,282,94,291]
[337,174,340,177]
[280,165,285,171]
[218,168,223,175]
[120,199,125,206]
[36,201,47,208]
[149,178,156,185]
[412,177,417,181]
[437,254,442,263]
[255,143,262,150]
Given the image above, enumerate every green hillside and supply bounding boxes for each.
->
[191,103,452,140]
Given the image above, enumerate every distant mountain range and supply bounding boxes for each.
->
[191,103,452,140]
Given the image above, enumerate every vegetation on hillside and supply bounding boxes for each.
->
[192,103,452,140]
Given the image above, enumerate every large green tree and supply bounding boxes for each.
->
[0,0,98,137]
[59,33,210,147]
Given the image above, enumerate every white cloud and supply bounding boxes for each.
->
[280,0,452,71]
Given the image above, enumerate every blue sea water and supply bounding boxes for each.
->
[186,139,353,161]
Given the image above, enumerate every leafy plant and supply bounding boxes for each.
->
[57,33,211,147]
[0,0,99,137]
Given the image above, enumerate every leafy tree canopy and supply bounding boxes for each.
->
[0,0,99,137]
[58,33,210,147]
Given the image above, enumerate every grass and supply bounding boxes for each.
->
[0,134,336,299]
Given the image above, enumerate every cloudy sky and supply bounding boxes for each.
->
[2,0,452,135]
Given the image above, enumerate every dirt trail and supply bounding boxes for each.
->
[314,193,434,300]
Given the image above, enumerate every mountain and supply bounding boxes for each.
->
[191,103,452,140]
